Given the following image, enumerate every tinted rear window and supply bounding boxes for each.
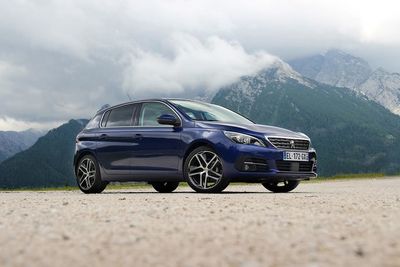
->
[101,111,110,127]
[105,105,134,127]
[85,114,101,129]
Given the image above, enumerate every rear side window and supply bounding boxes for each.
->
[104,105,134,127]
[101,111,110,127]
[85,114,101,129]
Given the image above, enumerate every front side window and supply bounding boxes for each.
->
[139,102,177,126]
[105,105,134,127]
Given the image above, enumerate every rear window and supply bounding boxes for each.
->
[101,111,110,127]
[104,105,134,127]
[85,114,101,129]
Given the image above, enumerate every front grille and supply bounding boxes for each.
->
[268,137,310,150]
[276,160,313,172]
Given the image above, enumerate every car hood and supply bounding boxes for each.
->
[195,121,310,139]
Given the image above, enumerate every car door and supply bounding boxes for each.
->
[95,103,139,176]
[130,101,183,175]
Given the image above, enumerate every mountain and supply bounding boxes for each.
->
[289,49,372,89]
[212,61,400,176]
[289,49,400,115]
[358,68,400,115]
[0,129,44,163]
[0,119,88,188]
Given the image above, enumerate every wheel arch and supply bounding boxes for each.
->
[74,150,97,175]
[181,140,216,170]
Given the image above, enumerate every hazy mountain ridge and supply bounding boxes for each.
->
[289,49,400,115]
[212,62,400,176]
[0,129,44,163]
[0,119,87,188]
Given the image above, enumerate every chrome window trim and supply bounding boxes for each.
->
[99,100,182,129]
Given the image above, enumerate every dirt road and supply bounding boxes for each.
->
[1,178,399,267]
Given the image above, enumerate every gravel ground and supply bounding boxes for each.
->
[0,178,400,267]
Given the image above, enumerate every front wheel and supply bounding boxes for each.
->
[262,180,299,193]
[76,155,108,194]
[184,146,230,193]
[151,182,179,193]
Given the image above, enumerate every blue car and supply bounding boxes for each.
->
[74,99,317,193]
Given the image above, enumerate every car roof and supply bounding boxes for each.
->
[95,98,203,115]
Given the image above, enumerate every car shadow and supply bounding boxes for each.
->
[102,190,315,194]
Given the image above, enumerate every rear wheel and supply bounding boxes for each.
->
[184,146,230,193]
[76,155,108,194]
[262,180,299,193]
[151,181,179,193]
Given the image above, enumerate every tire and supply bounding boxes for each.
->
[151,181,179,193]
[76,155,108,194]
[262,180,299,193]
[184,146,230,193]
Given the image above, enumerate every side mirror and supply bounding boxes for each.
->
[157,114,180,127]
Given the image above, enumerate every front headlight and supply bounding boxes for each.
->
[223,131,265,147]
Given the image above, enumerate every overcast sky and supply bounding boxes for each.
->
[1,0,400,131]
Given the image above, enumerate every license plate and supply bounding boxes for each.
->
[283,151,309,161]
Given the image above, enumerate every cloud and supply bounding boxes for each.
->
[122,34,276,98]
[0,0,400,130]
[0,60,27,84]
[0,116,60,132]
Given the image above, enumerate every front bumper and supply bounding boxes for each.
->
[215,141,317,182]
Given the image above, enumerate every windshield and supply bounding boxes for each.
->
[169,100,253,124]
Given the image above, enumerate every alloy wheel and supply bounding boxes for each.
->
[77,158,96,190]
[188,151,223,189]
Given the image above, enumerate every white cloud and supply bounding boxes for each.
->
[0,61,26,82]
[1,0,400,131]
[0,116,60,132]
[122,34,276,98]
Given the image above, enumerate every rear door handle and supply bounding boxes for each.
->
[133,134,143,141]
[99,134,108,140]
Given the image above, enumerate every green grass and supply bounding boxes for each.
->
[304,172,389,183]
[0,185,79,191]
[320,172,385,179]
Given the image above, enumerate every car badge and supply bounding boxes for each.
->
[290,140,295,149]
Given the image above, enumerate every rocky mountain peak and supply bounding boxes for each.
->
[358,68,400,115]
[264,60,301,80]
[289,49,400,115]
[253,59,313,88]
[372,67,390,76]
[290,49,372,89]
